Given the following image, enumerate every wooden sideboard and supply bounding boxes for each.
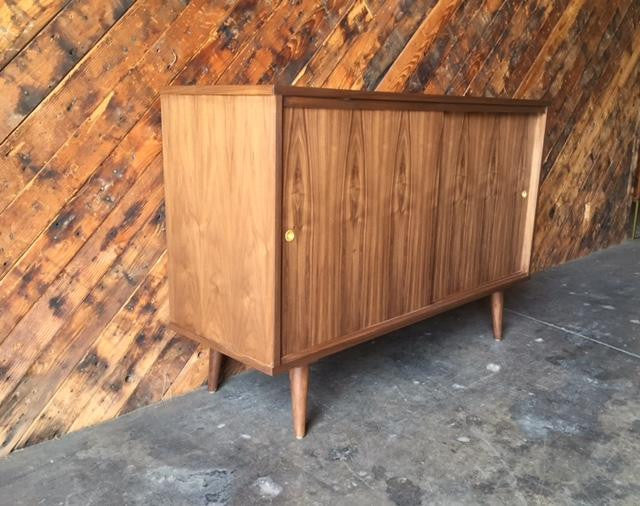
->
[160,85,547,438]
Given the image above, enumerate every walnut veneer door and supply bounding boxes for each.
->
[282,107,442,358]
[432,112,536,301]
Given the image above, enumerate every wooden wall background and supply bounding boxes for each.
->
[0,0,639,456]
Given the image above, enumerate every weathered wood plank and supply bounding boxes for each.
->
[323,0,437,90]
[482,0,569,97]
[217,0,353,85]
[0,0,236,279]
[532,25,640,269]
[68,313,171,433]
[0,1,281,340]
[375,0,463,92]
[423,0,512,94]
[0,0,67,68]
[161,345,208,400]
[0,0,135,143]
[0,156,165,412]
[0,0,186,212]
[400,0,486,93]
[16,257,168,449]
[0,110,162,344]
[120,334,195,414]
[1,0,639,456]
[0,201,166,454]
[535,0,633,179]
[293,0,373,87]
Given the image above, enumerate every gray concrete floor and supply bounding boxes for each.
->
[1,241,639,506]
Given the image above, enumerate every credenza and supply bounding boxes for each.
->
[160,85,547,438]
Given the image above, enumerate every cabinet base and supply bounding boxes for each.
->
[200,291,506,438]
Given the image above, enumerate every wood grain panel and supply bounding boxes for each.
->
[282,107,441,356]
[432,112,536,300]
[161,94,279,369]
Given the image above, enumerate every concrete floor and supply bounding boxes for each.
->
[0,241,639,506]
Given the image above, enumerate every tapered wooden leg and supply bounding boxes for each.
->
[491,291,504,341]
[208,349,223,392]
[289,365,309,439]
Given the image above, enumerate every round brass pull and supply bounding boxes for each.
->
[521,190,528,198]
[284,229,295,242]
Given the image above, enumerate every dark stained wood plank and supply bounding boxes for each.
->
[401,0,487,93]
[0,157,165,421]
[317,0,438,89]
[293,0,373,87]
[8,255,167,451]
[424,0,514,94]
[0,0,186,212]
[0,0,68,68]
[532,0,632,179]
[69,317,172,433]
[0,0,236,280]
[532,26,640,269]
[0,113,163,344]
[0,1,284,338]
[217,0,353,85]
[0,0,135,143]
[376,0,465,92]
[161,344,208,401]
[120,334,195,414]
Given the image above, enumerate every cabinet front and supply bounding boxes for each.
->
[281,106,540,360]
[281,106,442,357]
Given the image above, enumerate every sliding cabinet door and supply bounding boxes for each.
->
[432,112,535,301]
[281,107,442,358]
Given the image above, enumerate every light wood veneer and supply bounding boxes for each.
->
[161,85,547,437]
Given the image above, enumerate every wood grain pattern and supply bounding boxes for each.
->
[281,103,542,360]
[161,93,279,370]
[432,112,536,300]
[0,0,638,454]
[282,106,442,356]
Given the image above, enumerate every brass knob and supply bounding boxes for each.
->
[284,229,295,242]
[521,190,528,198]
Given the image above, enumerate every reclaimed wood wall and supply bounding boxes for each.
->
[0,0,639,455]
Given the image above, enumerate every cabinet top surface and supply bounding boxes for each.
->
[161,84,548,111]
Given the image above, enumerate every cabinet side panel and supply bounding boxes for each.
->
[161,94,278,368]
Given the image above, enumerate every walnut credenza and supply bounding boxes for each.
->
[160,85,547,438]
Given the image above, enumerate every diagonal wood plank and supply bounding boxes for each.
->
[0,0,237,280]
[0,0,69,69]
[0,0,186,213]
[17,255,168,449]
[0,0,136,143]
[376,0,465,91]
